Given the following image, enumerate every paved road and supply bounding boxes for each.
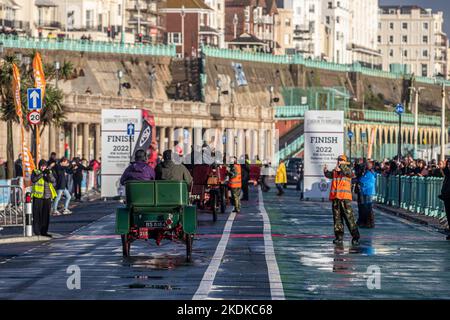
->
[0,187,449,299]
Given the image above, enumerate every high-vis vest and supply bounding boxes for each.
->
[229,164,242,189]
[329,170,352,201]
[32,170,57,200]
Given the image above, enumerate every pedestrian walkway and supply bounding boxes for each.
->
[263,189,450,299]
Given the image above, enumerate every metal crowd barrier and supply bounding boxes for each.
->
[0,183,25,233]
[375,175,446,219]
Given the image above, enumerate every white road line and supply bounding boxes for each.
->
[193,210,237,300]
[258,188,285,300]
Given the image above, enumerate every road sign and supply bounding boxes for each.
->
[127,123,135,136]
[395,103,404,115]
[27,110,41,125]
[27,88,42,110]
[348,131,354,139]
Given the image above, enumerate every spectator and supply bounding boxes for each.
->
[358,160,377,228]
[48,152,57,169]
[438,159,450,240]
[52,157,73,215]
[156,150,192,184]
[0,157,6,180]
[275,159,287,196]
[120,149,155,185]
[71,157,87,202]
[14,154,23,178]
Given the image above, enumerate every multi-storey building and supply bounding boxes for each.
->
[378,5,448,78]
[161,0,214,58]
[224,0,278,52]
[204,0,225,48]
[2,1,166,43]
[274,1,293,55]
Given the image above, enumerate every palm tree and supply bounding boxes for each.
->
[0,52,74,178]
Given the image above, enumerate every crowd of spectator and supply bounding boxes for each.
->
[361,156,446,177]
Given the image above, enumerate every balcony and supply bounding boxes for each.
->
[0,19,30,30]
[36,21,62,29]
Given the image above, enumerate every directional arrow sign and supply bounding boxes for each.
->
[347,131,354,139]
[395,103,404,115]
[127,123,135,136]
[27,88,42,110]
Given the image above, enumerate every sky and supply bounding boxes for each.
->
[380,0,450,35]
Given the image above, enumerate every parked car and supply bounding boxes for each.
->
[286,158,303,186]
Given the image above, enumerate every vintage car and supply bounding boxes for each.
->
[115,181,197,262]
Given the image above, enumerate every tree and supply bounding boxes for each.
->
[0,51,74,178]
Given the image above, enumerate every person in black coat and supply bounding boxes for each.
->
[71,158,87,201]
[51,158,73,215]
[241,155,250,201]
[439,159,450,240]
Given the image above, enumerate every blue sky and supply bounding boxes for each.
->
[380,0,450,35]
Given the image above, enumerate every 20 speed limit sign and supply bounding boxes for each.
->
[27,110,41,125]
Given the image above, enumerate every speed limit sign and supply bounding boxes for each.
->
[27,110,41,125]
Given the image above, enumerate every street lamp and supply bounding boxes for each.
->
[216,79,222,103]
[233,14,238,39]
[440,82,447,161]
[347,130,354,162]
[180,5,186,59]
[55,61,60,89]
[149,65,156,99]
[409,86,424,158]
[395,103,404,208]
[117,70,123,96]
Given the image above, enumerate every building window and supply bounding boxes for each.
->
[378,35,381,43]
[403,50,408,58]
[389,49,394,57]
[402,22,408,29]
[284,34,290,45]
[402,35,408,43]
[285,19,291,27]
[328,2,332,9]
[118,4,121,16]
[389,35,394,43]
[326,16,330,24]
[423,35,428,44]
[337,1,341,7]
[309,4,315,13]
[168,32,182,45]
[423,22,429,30]
[421,64,428,77]
[86,10,93,28]
[336,16,340,24]
[390,22,394,29]
[423,49,428,57]
[378,22,381,29]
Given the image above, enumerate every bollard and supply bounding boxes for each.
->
[25,192,33,237]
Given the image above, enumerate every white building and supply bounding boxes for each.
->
[204,0,225,48]
[322,0,351,64]
[378,5,448,78]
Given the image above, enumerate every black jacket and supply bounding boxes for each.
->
[72,163,87,181]
[441,167,450,199]
[53,164,72,190]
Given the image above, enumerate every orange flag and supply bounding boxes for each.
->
[32,52,46,163]
[12,63,35,185]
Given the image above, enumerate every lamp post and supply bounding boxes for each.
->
[233,14,238,39]
[409,86,424,159]
[117,70,123,96]
[55,61,60,89]
[348,130,354,162]
[149,65,156,99]
[441,83,447,161]
[395,103,404,208]
[180,5,186,59]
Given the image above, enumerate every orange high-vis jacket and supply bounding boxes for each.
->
[229,164,242,189]
[329,170,353,201]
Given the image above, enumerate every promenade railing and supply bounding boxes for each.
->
[0,35,176,57]
[375,175,446,219]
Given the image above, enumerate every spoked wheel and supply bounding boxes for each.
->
[185,233,193,263]
[121,234,131,257]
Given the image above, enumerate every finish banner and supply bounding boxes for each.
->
[303,111,344,200]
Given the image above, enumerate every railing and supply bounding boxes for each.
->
[0,35,176,57]
[278,135,304,160]
[202,46,450,85]
[275,105,442,126]
[375,175,446,219]
[0,182,25,232]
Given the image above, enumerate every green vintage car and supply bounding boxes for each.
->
[115,181,197,261]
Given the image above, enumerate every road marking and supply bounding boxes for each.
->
[193,210,237,300]
[258,188,285,300]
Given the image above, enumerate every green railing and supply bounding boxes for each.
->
[375,175,446,219]
[348,109,442,126]
[202,46,450,85]
[277,135,304,160]
[0,35,176,57]
[275,105,309,119]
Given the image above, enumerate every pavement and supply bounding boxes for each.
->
[0,186,449,300]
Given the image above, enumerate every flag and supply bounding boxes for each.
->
[367,127,376,160]
[133,118,153,157]
[32,52,46,100]
[12,63,35,186]
[32,52,46,163]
